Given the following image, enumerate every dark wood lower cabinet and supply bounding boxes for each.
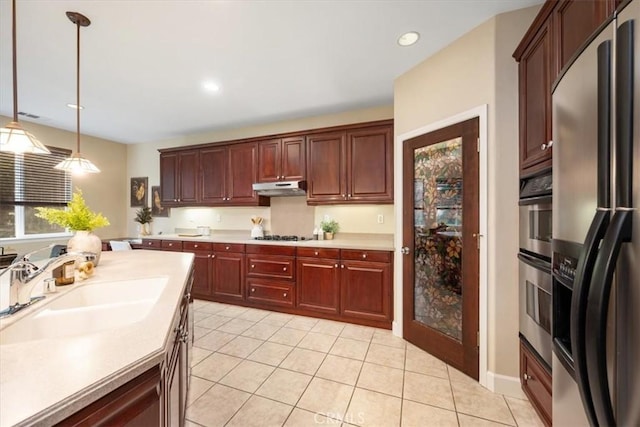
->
[58,274,194,427]
[297,257,341,314]
[520,338,552,427]
[340,260,391,322]
[212,246,245,302]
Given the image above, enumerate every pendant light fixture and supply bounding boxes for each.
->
[0,0,50,154]
[55,11,100,174]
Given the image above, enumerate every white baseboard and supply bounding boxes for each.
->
[486,371,526,399]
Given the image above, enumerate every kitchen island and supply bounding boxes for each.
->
[0,250,194,427]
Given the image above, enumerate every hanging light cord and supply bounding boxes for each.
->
[11,0,18,122]
[75,17,81,154]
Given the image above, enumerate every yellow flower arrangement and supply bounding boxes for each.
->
[35,189,110,231]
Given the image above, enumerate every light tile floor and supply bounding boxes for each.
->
[187,300,544,427]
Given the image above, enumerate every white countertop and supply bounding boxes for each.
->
[0,250,194,427]
[144,233,395,251]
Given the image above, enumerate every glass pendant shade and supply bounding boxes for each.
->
[0,121,50,154]
[54,153,100,174]
[1,0,49,155]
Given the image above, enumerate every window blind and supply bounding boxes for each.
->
[0,147,72,206]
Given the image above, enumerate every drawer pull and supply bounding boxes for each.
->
[212,254,216,258]
[523,373,532,381]
[362,254,367,259]
[251,288,256,293]
[194,244,198,248]
[314,251,319,256]
[225,246,230,250]
[283,292,287,297]
[283,267,287,271]
[251,264,255,268]
[341,265,345,268]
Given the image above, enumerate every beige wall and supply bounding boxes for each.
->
[1,116,128,255]
[394,5,539,380]
[126,105,395,237]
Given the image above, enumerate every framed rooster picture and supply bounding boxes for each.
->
[130,177,148,207]
[151,185,170,217]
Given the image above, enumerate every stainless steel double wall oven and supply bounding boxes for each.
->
[518,172,553,367]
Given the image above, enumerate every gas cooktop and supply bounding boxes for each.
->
[253,235,313,241]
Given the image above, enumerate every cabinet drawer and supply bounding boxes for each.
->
[341,249,391,263]
[297,247,340,259]
[214,243,245,253]
[246,244,296,256]
[183,241,213,252]
[246,279,294,307]
[141,239,162,249]
[247,256,295,280]
[162,240,183,251]
[520,339,552,426]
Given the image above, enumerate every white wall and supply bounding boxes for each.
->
[394,5,540,386]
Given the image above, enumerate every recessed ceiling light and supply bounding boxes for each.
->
[67,103,84,109]
[203,81,220,92]
[398,31,420,47]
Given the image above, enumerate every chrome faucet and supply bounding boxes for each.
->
[0,249,96,317]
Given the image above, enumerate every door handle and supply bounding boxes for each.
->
[400,247,410,255]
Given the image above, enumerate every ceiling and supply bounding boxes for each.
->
[0,0,541,144]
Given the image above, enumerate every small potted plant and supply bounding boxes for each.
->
[320,219,340,240]
[35,189,110,265]
[134,207,153,236]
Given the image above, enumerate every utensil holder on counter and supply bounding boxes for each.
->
[250,225,264,238]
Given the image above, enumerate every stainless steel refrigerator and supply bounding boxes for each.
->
[552,0,639,425]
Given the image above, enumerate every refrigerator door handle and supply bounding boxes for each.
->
[570,210,609,427]
[586,210,633,427]
[615,19,634,208]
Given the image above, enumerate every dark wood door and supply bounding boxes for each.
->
[177,150,199,204]
[340,260,391,322]
[346,125,393,203]
[306,132,346,203]
[518,20,554,176]
[160,152,178,203]
[257,138,282,183]
[281,136,305,181]
[200,146,227,204]
[297,258,340,314]
[403,117,480,380]
[190,251,212,299]
[227,142,259,204]
[212,252,245,301]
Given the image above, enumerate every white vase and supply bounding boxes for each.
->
[138,223,151,237]
[67,230,102,266]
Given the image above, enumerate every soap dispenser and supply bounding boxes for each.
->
[313,225,319,240]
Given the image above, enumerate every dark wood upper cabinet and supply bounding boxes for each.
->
[306,131,346,204]
[307,123,393,204]
[347,126,393,203]
[200,146,227,204]
[160,150,199,205]
[554,0,615,71]
[257,136,305,183]
[518,20,554,176]
[514,0,616,177]
[228,142,263,204]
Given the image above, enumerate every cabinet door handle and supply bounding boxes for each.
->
[283,292,287,297]
[523,373,532,381]
[212,254,216,258]
[341,265,345,268]
[226,246,230,250]
[208,254,212,258]
[251,264,255,268]
[335,264,338,268]
[348,194,352,198]
[362,253,367,259]
[283,267,287,271]
[194,244,198,248]
[314,251,319,256]
[342,194,346,198]
[541,141,553,151]
[251,288,256,292]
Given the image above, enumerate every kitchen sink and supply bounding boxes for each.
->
[0,276,168,344]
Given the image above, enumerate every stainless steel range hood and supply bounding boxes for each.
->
[252,180,307,197]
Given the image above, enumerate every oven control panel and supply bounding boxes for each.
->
[553,252,578,283]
